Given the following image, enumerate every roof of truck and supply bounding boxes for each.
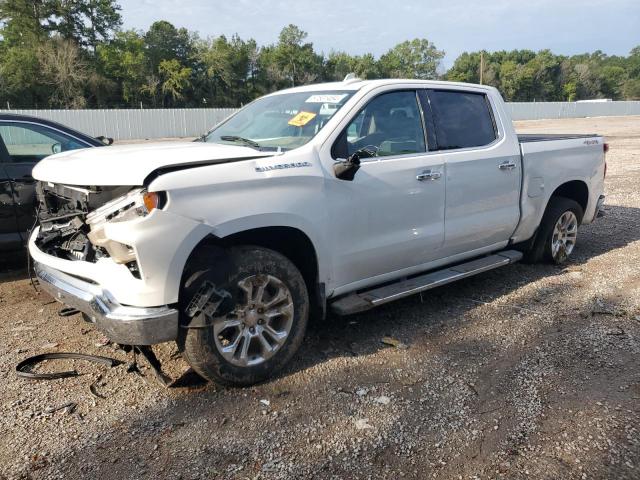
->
[269,78,493,95]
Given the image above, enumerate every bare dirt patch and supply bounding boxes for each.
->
[1,116,639,479]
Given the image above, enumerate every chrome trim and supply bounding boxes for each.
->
[34,262,178,345]
[416,169,442,181]
[499,161,517,170]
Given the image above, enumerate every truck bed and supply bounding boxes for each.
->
[517,133,598,143]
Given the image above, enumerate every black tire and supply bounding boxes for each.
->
[177,245,309,387]
[524,196,584,264]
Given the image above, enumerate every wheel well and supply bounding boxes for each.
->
[551,180,589,214]
[212,226,323,318]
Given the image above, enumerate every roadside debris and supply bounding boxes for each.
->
[373,395,391,405]
[355,388,369,397]
[355,418,374,430]
[15,352,122,380]
[43,402,77,415]
[94,336,110,347]
[381,336,408,349]
[89,374,106,399]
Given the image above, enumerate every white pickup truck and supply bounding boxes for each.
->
[29,79,607,386]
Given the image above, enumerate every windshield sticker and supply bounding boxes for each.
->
[305,94,348,104]
[288,111,317,127]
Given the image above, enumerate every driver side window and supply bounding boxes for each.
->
[342,90,426,158]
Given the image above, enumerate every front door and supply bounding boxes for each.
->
[0,121,90,236]
[0,142,22,250]
[325,89,446,290]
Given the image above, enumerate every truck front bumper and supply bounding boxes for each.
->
[35,262,179,345]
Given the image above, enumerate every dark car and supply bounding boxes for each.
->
[0,114,110,252]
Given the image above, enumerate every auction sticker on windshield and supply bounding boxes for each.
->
[305,94,348,103]
[288,111,317,127]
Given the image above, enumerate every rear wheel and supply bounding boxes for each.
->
[177,245,309,387]
[524,196,583,264]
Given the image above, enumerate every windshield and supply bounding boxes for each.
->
[204,90,355,151]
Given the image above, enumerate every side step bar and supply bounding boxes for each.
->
[330,250,523,315]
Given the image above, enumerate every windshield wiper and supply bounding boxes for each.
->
[219,135,261,149]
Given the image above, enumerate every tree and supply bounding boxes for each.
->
[49,0,122,51]
[158,58,191,105]
[97,29,147,104]
[38,36,89,107]
[144,20,192,73]
[272,24,322,87]
[379,39,444,79]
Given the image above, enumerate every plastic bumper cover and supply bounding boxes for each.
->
[34,262,179,345]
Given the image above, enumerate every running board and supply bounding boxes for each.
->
[330,250,523,315]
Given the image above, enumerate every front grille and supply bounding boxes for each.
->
[35,182,132,262]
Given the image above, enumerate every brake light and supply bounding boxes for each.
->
[603,143,609,153]
[604,161,607,180]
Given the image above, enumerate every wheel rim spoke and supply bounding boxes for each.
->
[551,210,578,261]
[213,273,294,368]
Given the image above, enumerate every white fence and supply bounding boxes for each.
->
[506,101,640,120]
[1,102,640,140]
[0,108,237,141]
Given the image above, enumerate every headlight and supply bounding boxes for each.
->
[86,188,164,264]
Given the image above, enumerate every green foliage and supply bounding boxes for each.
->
[158,59,191,105]
[447,48,640,102]
[0,3,638,108]
[378,39,444,79]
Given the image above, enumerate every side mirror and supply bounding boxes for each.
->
[51,142,62,154]
[333,154,361,181]
[96,135,114,146]
[333,146,377,181]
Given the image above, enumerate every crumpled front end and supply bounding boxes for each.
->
[30,181,209,344]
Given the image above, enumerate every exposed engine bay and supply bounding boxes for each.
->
[35,182,133,263]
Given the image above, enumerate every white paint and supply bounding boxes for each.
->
[29,79,606,310]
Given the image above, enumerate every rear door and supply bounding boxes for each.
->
[0,121,92,236]
[421,89,521,256]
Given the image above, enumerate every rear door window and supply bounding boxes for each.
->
[426,90,496,150]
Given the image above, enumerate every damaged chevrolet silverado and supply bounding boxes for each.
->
[29,79,607,386]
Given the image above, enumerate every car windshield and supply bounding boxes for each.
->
[204,90,355,151]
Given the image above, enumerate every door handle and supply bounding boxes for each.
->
[499,161,517,170]
[416,170,442,181]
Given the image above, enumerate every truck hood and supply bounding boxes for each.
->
[32,141,274,186]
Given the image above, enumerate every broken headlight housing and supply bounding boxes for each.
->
[86,188,164,264]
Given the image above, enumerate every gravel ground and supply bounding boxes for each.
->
[1,116,639,480]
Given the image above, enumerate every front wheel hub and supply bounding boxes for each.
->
[211,274,294,367]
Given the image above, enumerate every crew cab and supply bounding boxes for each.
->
[28,79,607,386]
[0,114,110,252]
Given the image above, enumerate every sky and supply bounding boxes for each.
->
[118,0,640,68]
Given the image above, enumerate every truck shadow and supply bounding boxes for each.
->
[269,202,640,380]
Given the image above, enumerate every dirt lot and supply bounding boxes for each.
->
[1,116,639,480]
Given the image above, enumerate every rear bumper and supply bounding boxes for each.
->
[35,262,179,345]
